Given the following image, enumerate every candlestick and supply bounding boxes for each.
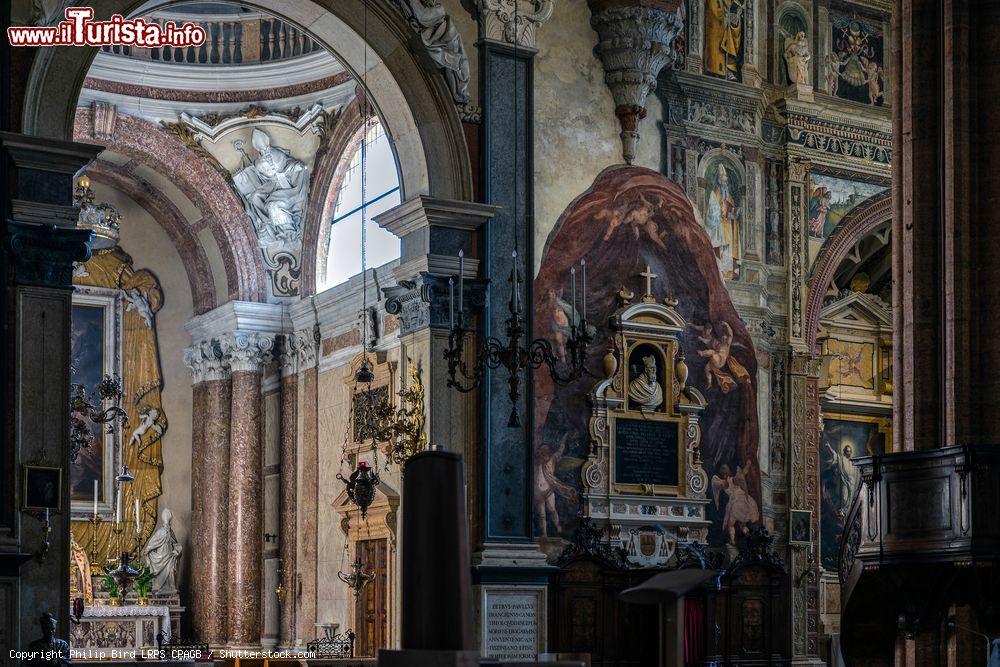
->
[458,250,464,314]
[571,267,577,325]
[449,277,455,330]
[512,249,520,314]
[93,480,98,517]
[581,259,587,321]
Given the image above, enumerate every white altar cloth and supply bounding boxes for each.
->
[70,604,171,655]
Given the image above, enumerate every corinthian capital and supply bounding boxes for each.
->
[219,331,276,373]
[279,330,318,377]
[477,0,554,48]
[184,339,229,384]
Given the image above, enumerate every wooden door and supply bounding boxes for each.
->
[354,538,388,657]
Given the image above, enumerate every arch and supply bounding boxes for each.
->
[74,107,267,302]
[87,160,218,314]
[804,191,892,352]
[23,0,473,203]
[301,97,367,297]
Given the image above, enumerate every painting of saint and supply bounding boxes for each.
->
[534,166,761,547]
[819,417,887,570]
[70,303,107,503]
[807,173,888,240]
[705,160,742,278]
[704,0,745,81]
[830,14,885,106]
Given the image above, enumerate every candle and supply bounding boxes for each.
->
[135,498,141,535]
[449,277,455,330]
[571,267,577,325]
[115,489,121,524]
[581,259,587,321]
[512,249,519,313]
[458,250,464,314]
[93,480,98,517]
[45,507,49,524]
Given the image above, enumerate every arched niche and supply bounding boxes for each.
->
[23,0,473,203]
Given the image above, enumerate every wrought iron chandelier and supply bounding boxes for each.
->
[338,558,376,599]
[441,3,595,427]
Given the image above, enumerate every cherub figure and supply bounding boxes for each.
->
[542,288,576,364]
[598,194,668,252]
[692,321,742,393]
[128,407,163,449]
[534,434,580,537]
[711,463,760,544]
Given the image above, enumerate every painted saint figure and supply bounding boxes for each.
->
[704,0,744,80]
[706,164,741,275]
[824,439,860,513]
[628,354,664,410]
[711,464,760,544]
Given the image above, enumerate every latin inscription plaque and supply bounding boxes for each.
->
[482,589,542,660]
[614,418,679,487]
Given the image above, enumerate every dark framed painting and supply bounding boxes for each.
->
[23,465,63,512]
[790,508,812,545]
[70,288,122,515]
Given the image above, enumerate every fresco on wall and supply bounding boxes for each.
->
[819,417,887,570]
[703,0,745,82]
[765,159,784,266]
[807,173,887,240]
[534,166,762,546]
[829,14,885,106]
[704,158,743,279]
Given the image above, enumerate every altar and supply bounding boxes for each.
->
[70,604,172,655]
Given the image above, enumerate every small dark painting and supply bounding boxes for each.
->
[23,465,63,511]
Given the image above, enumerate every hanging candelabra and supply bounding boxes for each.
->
[338,558,376,599]
[443,251,595,427]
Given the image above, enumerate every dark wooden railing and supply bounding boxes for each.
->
[100,15,320,65]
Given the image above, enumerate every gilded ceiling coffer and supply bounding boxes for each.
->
[588,0,684,164]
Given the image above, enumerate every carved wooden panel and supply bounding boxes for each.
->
[355,538,388,658]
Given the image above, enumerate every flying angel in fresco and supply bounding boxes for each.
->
[711,463,760,544]
[691,321,747,393]
[534,434,583,537]
[597,193,669,252]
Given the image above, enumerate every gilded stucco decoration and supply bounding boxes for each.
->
[71,246,167,567]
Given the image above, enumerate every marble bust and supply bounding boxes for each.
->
[628,354,663,410]
[25,613,71,666]
[143,508,182,595]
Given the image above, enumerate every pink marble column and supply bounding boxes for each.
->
[184,341,232,645]
[277,332,311,647]
[221,332,274,647]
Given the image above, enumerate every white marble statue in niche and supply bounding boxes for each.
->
[143,508,182,595]
[783,31,811,85]
[233,128,308,244]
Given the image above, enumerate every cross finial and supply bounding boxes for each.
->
[640,264,657,302]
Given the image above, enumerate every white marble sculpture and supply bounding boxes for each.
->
[628,354,663,410]
[784,31,811,85]
[232,128,308,244]
[143,508,182,595]
[395,0,471,104]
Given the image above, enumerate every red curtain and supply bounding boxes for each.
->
[684,597,705,663]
